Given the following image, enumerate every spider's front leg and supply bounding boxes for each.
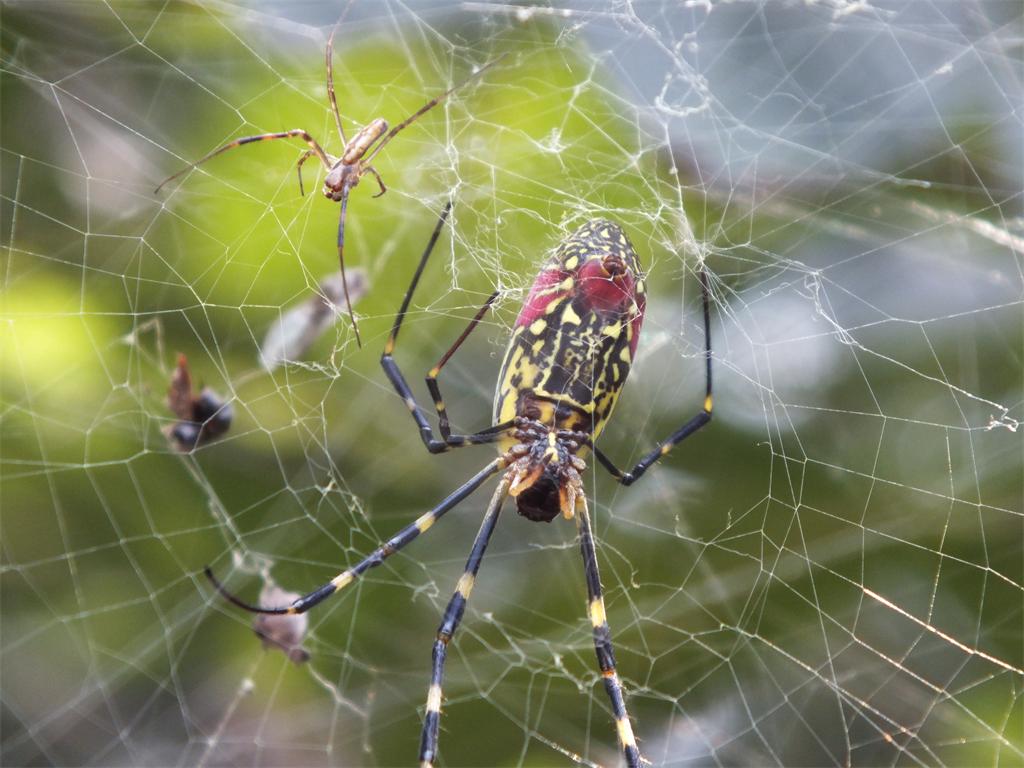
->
[381,202,516,453]
[577,498,643,768]
[155,129,332,194]
[419,476,509,767]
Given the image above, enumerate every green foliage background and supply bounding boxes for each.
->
[2,2,1021,767]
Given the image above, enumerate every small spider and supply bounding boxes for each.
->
[155,12,503,347]
[206,204,714,766]
[165,354,232,452]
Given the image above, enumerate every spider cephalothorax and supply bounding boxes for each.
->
[321,118,389,202]
[504,420,588,522]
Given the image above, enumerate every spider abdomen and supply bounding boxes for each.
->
[494,220,647,448]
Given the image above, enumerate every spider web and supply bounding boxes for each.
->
[2,1,1022,766]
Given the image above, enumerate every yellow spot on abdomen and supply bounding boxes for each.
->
[538,401,555,422]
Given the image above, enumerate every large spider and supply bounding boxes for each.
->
[155,13,501,347]
[207,204,714,766]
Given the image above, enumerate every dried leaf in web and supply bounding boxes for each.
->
[259,268,369,371]
[252,585,311,665]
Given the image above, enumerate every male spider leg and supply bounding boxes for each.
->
[205,457,509,616]
[364,53,507,165]
[576,499,643,768]
[295,149,317,196]
[592,267,714,487]
[382,202,513,452]
[420,476,509,767]
[335,191,363,348]
[325,1,355,147]
[155,129,332,194]
[366,166,387,198]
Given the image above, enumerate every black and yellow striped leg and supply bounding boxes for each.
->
[426,291,499,440]
[335,189,363,347]
[382,203,515,453]
[420,477,509,768]
[593,267,713,487]
[577,500,642,767]
[205,457,508,616]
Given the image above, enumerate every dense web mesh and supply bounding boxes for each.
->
[2,2,1021,766]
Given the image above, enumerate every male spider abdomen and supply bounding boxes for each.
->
[494,220,647,450]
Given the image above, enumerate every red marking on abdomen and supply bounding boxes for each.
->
[516,268,567,327]
[578,259,635,314]
[629,292,646,358]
